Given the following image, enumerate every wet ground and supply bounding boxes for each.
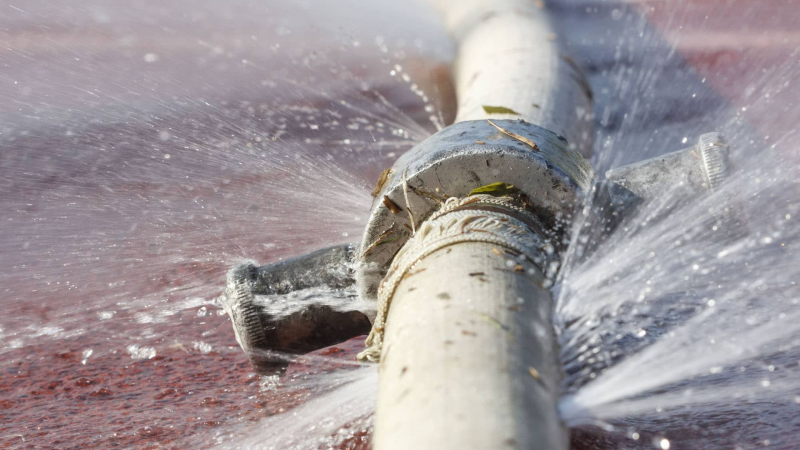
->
[1,0,798,448]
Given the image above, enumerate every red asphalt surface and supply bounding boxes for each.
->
[1,0,797,448]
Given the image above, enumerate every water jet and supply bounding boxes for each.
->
[223,0,741,448]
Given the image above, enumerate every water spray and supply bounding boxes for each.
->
[222,0,738,448]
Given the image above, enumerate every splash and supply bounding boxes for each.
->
[2,0,798,448]
[217,367,377,450]
[0,0,450,447]
[553,0,800,447]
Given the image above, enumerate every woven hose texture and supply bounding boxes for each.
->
[357,194,554,362]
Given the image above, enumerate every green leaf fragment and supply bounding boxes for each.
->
[468,182,518,197]
[482,105,520,115]
[375,235,401,247]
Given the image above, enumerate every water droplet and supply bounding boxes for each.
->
[660,438,671,449]
[193,341,212,354]
[81,349,93,365]
[127,344,157,360]
[144,53,159,63]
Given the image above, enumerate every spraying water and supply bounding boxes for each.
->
[0,0,447,447]
[2,0,799,449]
[553,1,800,448]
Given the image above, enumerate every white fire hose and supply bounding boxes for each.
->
[364,1,592,448]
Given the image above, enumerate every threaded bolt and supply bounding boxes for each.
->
[698,132,733,191]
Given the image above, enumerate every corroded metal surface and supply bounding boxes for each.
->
[605,133,733,199]
[357,119,595,303]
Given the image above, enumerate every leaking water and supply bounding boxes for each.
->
[1,0,448,446]
[2,0,799,449]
